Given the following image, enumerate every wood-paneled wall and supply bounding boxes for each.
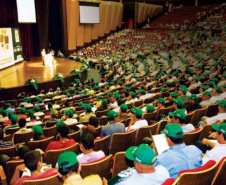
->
[65,0,123,50]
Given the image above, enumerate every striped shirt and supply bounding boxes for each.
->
[0,141,14,148]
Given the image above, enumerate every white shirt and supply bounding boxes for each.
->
[206,113,226,124]
[210,95,223,103]
[140,93,156,100]
[64,118,78,125]
[182,124,195,133]
[77,150,105,164]
[126,98,138,104]
[129,119,148,130]
[202,144,226,165]
[220,92,226,99]
[117,165,170,185]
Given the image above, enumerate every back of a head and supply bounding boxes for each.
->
[80,131,94,150]
[24,151,41,172]
[0,129,3,140]
[18,118,26,128]
[30,115,36,120]
[57,124,69,138]
[89,116,99,128]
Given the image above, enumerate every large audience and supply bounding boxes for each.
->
[0,3,226,185]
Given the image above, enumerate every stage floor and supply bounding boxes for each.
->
[0,57,82,88]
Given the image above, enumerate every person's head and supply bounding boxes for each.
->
[2,110,8,117]
[169,92,178,101]
[51,109,58,118]
[18,118,27,128]
[0,129,4,140]
[57,124,69,139]
[212,85,222,96]
[79,103,92,113]
[216,100,226,113]
[107,111,119,122]
[125,144,156,173]
[58,151,79,179]
[101,99,108,108]
[169,109,186,124]
[80,132,94,152]
[33,106,40,113]
[11,114,18,125]
[173,98,184,109]
[212,123,226,144]
[202,91,212,100]
[163,124,184,146]
[156,98,165,108]
[64,102,70,108]
[64,110,74,119]
[89,116,98,128]
[120,104,128,113]
[188,94,198,104]
[178,86,187,96]
[199,85,207,93]
[24,151,42,172]
[32,126,43,139]
[131,108,143,119]
[145,104,155,113]
[20,107,26,114]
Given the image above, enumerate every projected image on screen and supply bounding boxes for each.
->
[79,4,100,24]
[16,0,36,23]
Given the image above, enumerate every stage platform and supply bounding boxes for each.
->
[0,57,83,89]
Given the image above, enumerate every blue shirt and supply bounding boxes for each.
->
[156,143,202,179]
[100,122,125,144]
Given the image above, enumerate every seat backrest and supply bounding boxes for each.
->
[28,136,55,151]
[162,178,176,185]
[80,155,113,180]
[95,126,103,137]
[43,126,57,138]
[3,134,11,142]
[22,173,62,185]
[135,126,153,146]
[199,124,213,141]
[0,146,17,158]
[156,107,172,120]
[110,130,136,155]
[112,152,132,178]
[45,120,57,127]
[94,135,110,155]
[157,120,167,134]
[175,160,218,185]
[126,102,134,110]
[211,157,226,185]
[205,104,219,117]
[134,100,143,107]
[190,107,207,127]
[67,131,80,143]
[184,128,202,145]
[6,159,24,184]
[13,131,34,145]
[185,112,194,124]
[142,111,157,123]
[46,143,79,167]
[96,109,109,118]
[5,127,20,136]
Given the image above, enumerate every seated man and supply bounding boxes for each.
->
[64,110,78,125]
[15,118,31,134]
[117,144,169,185]
[178,86,190,102]
[204,99,226,125]
[125,91,138,104]
[79,103,96,123]
[202,122,226,164]
[187,94,201,112]
[58,151,103,185]
[11,150,57,185]
[100,111,125,143]
[127,108,148,131]
[3,114,19,133]
[77,132,105,163]
[157,124,202,179]
[168,109,195,132]
[45,123,75,153]
[165,92,178,107]
[0,129,14,148]
[200,91,212,107]
[117,104,132,122]
[210,85,223,103]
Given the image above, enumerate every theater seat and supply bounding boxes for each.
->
[94,135,110,155]
[162,178,175,185]
[211,157,226,185]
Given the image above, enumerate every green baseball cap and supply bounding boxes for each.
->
[120,104,128,112]
[107,110,119,120]
[212,78,219,82]
[163,123,184,138]
[223,84,226,88]
[173,98,184,107]
[216,99,226,108]
[32,126,43,135]
[214,85,222,93]
[27,110,34,116]
[139,89,146,95]
[113,93,121,100]
[179,86,187,94]
[156,98,165,105]
[125,144,157,166]
[212,123,226,137]
[6,103,11,107]
[206,81,214,87]
[20,107,26,114]
[65,110,74,117]
[56,120,64,127]
[107,92,113,97]
[97,95,103,99]
[11,114,18,123]
[161,87,167,92]
[169,109,186,120]
[131,108,143,117]
[200,85,207,91]
[169,92,178,98]
[58,151,78,168]
[101,99,108,106]
[79,103,92,112]
[188,94,198,101]
[33,106,40,112]
[166,81,171,86]
[146,104,155,113]
[46,94,51,99]
[130,91,137,98]
[202,91,212,97]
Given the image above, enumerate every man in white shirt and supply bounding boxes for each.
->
[117,144,169,185]
[202,122,226,164]
[210,85,223,103]
[205,99,226,125]
[77,132,105,164]
[125,92,138,104]
[200,91,212,107]
[64,110,78,125]
[127,108,148,131]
